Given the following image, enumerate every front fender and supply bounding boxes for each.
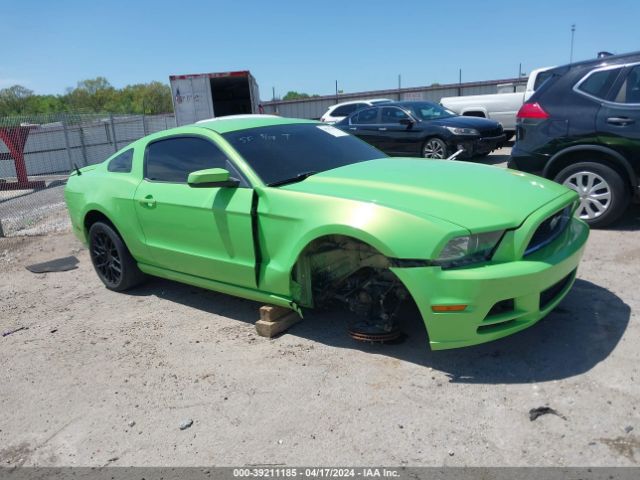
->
[257,188,465,296]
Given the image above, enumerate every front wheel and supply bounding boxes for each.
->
[422,138,448,159]
[554,162,629,228]
[89,222,145,291]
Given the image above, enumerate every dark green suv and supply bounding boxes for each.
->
[509,51,640,227]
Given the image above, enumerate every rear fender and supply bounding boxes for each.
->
[544,145,637,189]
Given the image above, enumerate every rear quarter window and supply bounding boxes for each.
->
[107,149,133,173]
[576,67,623,100]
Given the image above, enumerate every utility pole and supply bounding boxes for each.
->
[272,86,275,101]
[335,80,339,104]
[570,24,576,63]
[458,68,462,96]
[398,74,402,100]
[518,63,523,92]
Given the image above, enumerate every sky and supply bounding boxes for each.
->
[3,0,640,99]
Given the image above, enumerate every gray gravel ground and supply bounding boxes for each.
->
[1,150,639,467]
[0,180,68,236]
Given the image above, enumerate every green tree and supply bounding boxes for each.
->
[0,78,174,116]
[0,85,35,115]
[66,77,116,112]
[283,91,314,100]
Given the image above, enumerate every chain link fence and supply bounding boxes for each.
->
[0,113,175,236]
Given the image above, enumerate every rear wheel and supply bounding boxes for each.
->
[88,222,145,291]
[554,162,629,228]
[422,138,448,159]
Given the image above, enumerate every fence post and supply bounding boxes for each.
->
[142,115,148,135]
[78,124,88,166]
[62,119,74,171]
[0,219,4,238]
[109,114,118,152]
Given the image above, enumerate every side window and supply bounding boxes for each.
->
[576,68,622,100]
[332,104,359,117]
[107,149,133,173]
[614,65,640,104]
[145,137,229,183]
[352,107,379,124]
[381,107,410,124]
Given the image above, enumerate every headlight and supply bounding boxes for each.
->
[433,231,504,268]
[444,126,480,136]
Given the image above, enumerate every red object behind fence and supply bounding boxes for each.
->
[0,126,46,190]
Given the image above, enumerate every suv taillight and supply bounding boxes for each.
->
[517,102,549,119]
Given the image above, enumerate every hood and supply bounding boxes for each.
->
[281,158,572,232]
[428,115,501,131]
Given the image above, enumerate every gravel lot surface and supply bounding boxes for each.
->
[1,150,639,467]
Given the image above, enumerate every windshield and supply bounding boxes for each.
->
[223,123,386,186]
[409,102,456,120]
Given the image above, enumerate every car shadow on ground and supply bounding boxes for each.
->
[476,153,510,165]
[613,205,640,231]
[127,277,629,385]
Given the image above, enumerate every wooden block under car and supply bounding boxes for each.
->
[255,306,301,338]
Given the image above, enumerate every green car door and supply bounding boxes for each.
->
[133,135,256,288]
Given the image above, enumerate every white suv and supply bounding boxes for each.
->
[320,98,392,123]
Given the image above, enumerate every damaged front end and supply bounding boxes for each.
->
[291,236,410,341]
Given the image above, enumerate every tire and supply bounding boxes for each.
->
[422,138,448,159]
[88,222,145,291]
[553,162,629,228]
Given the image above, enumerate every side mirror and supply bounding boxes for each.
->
[187,168,238,188]
[399,118,414,126]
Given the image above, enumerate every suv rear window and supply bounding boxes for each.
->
[332,104,362,117]
[577,68,623,100]
[533,70,554,90]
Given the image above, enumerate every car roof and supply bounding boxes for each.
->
[195,116,318,134]
[330,98,392,108]
[382,101,436,107]
[549,50,640,75]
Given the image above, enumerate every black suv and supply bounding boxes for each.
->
[509,51,640,227]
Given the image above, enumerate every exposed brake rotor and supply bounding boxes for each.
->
[348,320,403,344]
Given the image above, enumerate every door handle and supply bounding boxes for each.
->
[378,127,387,131]
[349,127,357,131]
[139,195,156,207]
[607,116,635,126]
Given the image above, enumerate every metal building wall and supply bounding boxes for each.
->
[261,77,527,119]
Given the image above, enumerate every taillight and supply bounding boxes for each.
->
[517,102,549,119]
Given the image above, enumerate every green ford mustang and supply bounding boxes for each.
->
[64,116,589,350]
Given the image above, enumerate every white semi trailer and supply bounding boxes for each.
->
[169,70,261,126]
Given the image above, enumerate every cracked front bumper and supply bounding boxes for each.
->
[392,213,589,350]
